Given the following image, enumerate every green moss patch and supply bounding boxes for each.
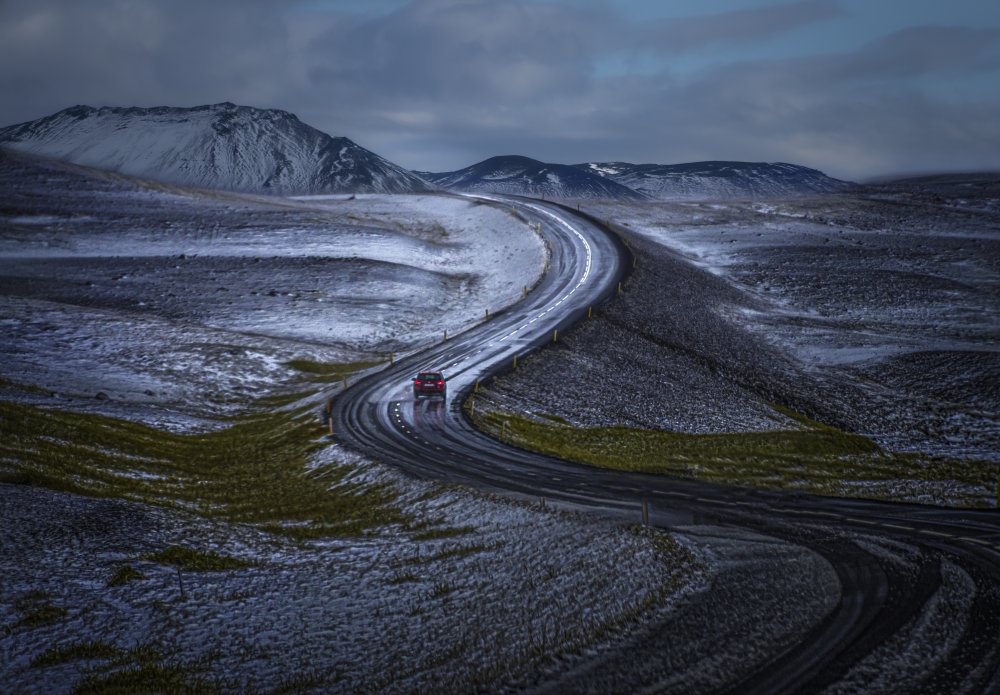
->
[471,408,996,507]
[31,641,121,668]
[13,591,68,630]
[285,358,383,384]
[143,546,253,572]
[107,565,145,587]
[33,640,217,693]
[0,374,406,539]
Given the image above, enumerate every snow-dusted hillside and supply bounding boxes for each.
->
[577,161,852,200]
[418,155,645,200]
[0,103,435,195]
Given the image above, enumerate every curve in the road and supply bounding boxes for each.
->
[329,193,1000,693]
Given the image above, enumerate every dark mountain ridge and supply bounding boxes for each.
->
[575,160,853,199]
[416,155,646,200]
[0,103,435,195]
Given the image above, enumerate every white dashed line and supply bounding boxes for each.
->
[881,523,915,532]
[785,510,843,519]
[959,537,992,546]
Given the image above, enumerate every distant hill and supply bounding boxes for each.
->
[575,161,852,199]
[0,103,435,195]
[861,172,1000,212]
[416,155,645,200]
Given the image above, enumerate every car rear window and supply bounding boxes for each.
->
[417,372,442,380]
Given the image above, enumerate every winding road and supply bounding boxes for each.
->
[331,194,1000,693]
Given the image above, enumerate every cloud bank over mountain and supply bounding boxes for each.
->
[1,0,998,179]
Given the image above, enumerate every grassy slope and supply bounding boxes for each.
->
[470,404,997,507]
[0,361,406,539]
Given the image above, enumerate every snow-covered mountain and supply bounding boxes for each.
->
[576,161,852,200]
[417,155,645,200]
[0,103,435,195]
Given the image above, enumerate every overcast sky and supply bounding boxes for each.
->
[2,0,999,179]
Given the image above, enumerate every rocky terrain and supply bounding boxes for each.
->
[0,147,542,428]
[416,155,645,200]
[576,160,853,199]
[3,146,996,691]
[0,148,713,693]
[476,178,999,502]
[420,156,850,201]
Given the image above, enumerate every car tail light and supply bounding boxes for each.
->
[437,380,444,386]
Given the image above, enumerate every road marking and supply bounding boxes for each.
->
[846,518,877,525]
[881,523,915,532]
[786,510,844,519]
[919,529,954,538]
[959,537,993,546]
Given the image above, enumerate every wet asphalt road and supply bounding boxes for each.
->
[331,194,1000,693]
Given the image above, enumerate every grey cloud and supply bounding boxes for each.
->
[0,0,998,179]
[642,0,845,54]
[836,26,1000,79]
[306,0,610,102]
[0,0,299,122]
[577,35,1000,178]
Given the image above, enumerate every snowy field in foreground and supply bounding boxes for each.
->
[0,151,709,692]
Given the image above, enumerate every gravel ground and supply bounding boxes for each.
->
[0,462,698,694]
[525,524,841,694]
[483,183,999,464]
[0,149,712,693]
[0,148,545,429]
[7,150,992,691]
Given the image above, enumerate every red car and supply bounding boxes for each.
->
[413,371,446,399]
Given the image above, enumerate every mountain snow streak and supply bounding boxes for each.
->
[577,161,852,199]
[0,103,435,195]
[420,156,850,200]
[0,103,851,200]
[417,155,646,201]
